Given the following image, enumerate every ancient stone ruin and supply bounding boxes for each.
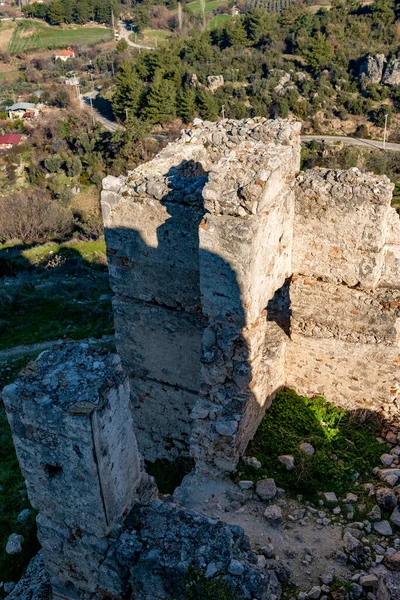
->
[3,118,400,599]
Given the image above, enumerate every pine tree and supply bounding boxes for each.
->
[73,0,90,24]
[196,89,219,121]
[47,0,66,25]
[143,73,177,124]
[177,87,196,122]
[222,17,248,48]
[112,62,142,120]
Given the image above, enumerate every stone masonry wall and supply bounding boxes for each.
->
[2,342,147,599]
[101,119,400,471]
[287,168,400,418]
[101,118,301,470]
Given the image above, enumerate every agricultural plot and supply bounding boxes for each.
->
[8,20,112,54]
[245,0,293,10]
[184,0,227,16]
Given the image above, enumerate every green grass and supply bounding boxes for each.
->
[0,239,113,350]
[132,28,173,46]
[0,71,20,82]
[236,388,386,500]
[0,354,41,587]
[9,19,112,54]
[184,0,227,15]
[207,14,231,28]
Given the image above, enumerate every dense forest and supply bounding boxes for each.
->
[22,0,120,26]
[111,0,400,125]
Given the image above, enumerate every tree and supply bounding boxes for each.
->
[44,154,63,173]
[112,61,141,120]
[55,88,70,108]
[116,38,129,52]
[47,0,66,25]
[73,0,90,23]
[221,17,248,48]
[371,104,392,128]
[243,9,270,43]
[301,32,333,70]
[177,87,196,122]
[196,89,219,121]
[0,192,73,243]
[143,72,177,123]
[66,156,82,177]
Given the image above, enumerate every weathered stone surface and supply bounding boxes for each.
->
[376,487,398,510]
[383,59,400,86]
[118,500,281,600]
[359,54,386,84]
[264,504,283,527]
[293,168,393,288]
[255,478,277,501]
[5,552,51,600]
[207,75,224,91]
[3,342,146,600]
[6,534,24,555]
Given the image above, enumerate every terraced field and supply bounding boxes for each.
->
[8,20,112,54]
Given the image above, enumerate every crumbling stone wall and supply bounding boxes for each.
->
[102,118,301,468]
[3,342,150,599]
[287,168,400,418]
[102,118,400,474]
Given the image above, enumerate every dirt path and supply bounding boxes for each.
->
[0,335,115,363]
[0,340,60,362]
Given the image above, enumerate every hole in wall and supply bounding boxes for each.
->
[266,278,291,336]
[145,457,195,495]
[42,463,63,478]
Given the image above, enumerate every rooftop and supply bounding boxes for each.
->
[0,134,22,145]
[7,102,36,111]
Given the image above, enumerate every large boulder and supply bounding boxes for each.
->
[383,59,400,86]
[359,54,386,84]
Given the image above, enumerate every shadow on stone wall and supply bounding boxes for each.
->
[103,159,285,475]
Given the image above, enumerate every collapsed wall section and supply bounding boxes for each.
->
[287,168,400,417]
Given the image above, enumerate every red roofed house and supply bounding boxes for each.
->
[55,48,75,61]
[0,134,22,149]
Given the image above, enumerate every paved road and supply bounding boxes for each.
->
[119,20,154,50]
[80,90,121,132]
[301,134,400,152]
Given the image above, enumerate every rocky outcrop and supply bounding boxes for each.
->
[359,54,386,84]
[207,75,224,91]
[382,58,400,86]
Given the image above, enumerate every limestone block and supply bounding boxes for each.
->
[381,245,400,288]
[104,201,203,311]
[3,343,141,538]
[290,276,400,345]
[113,297,202,390]
[293,169,393,288]
[285,334,400,416]
[380,208,400,288]
[199,196,293,326]
[130,377,198,461]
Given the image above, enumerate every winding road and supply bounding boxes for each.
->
[300,134,400,152]
[118,20,155,50]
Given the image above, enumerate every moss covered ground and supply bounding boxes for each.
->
[236,389,386,501]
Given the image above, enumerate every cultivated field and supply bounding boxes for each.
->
[0,20,16,52]
[184,0,227,16]
[8,20,112,54]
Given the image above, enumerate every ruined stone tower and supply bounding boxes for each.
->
[3,118,400,600]
[101,117,400,474]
